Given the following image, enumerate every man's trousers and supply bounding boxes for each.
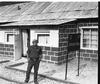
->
[25,58,40,82]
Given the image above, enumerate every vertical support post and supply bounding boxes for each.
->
[65,35,69,80]
[77,33,80,76]
[77,49,80,76]
[27,29,30,48]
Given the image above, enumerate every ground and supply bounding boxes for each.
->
[0,57,98,84]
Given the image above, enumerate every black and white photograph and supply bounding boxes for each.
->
[0,0,98,84]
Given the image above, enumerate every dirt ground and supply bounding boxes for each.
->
[0,57,98,84]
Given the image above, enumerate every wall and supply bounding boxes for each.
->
[78,49,98,62]
[30,24,78,64]
[78,20,98,62]
[0,43,14,58]
[14,30,23,61]
[58,24,78,64]
[0,29,15,59]
[0,30,5,43]
[30,29,59,64]
[0,28,20,60]
[41,46,59,64]
[30,29,59,47]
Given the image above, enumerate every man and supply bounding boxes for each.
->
[25,39,42,84]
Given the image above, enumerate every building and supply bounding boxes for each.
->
[0,2,98,64]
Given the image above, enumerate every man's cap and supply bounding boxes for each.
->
[32,39,38,43]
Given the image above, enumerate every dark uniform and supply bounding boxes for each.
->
[25,42,42,83]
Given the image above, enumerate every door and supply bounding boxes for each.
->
[14,31,22,60]
[22,30,29,57]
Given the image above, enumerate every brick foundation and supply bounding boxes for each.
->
[76,49,98,62]
[41,46,59,64]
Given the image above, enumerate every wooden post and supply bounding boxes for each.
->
[77,33,80,76]
[65,35,69,80]
[27,29,30,48]
[77,49,80,76]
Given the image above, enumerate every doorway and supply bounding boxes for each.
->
[22,29,30,57]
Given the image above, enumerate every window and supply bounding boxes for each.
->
[37,34,50,46]
[6,34,14,44]
[81,27,98,50]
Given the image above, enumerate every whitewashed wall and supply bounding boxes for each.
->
[0,30,5,43]
[30,29,59,47]
[49,30,59,47]
[0,29,18,44]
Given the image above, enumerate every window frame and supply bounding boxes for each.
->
[80,26,98,50]
[37,33,50,46]
[5,32,15,44]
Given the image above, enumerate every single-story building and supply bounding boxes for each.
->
[0,2,98,64]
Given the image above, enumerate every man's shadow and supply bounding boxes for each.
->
[28,76,45,84]
[27,81,39,84]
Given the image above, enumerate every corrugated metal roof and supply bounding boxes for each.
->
[0,2,34,16]
[0,16,12,22]
[0,2,98,25]
[0,4,15,16]
[42,2,97,13]
[15,12,62,21]
[22,2,51,15]
[42,2,69,13]
[0,19,76,26]
[59,9,98,19]
[0,6,8,15]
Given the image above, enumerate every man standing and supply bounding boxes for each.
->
[25,39,42,84]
